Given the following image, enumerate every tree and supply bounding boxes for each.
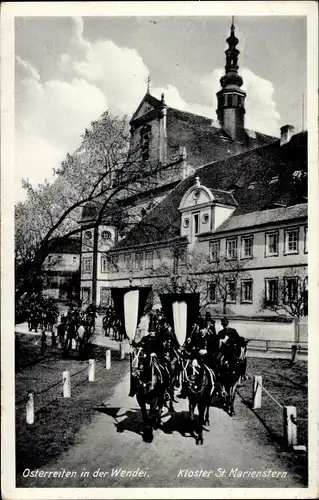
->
[150,247,210,305]
[259,267,308,320]
[150,246,248,314]
[15,111,179,298]
[208,256,249,315]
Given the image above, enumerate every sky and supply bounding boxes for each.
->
[15,15,307,202]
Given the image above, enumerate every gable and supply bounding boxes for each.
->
[130,93,163,124]
[133,101,155,121]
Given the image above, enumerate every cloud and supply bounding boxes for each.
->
[15,55,107,201]
[16,17,280,201]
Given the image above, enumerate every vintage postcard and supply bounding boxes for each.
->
[1,1,318,499]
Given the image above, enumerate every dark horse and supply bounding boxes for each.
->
[162,340,181,413]
[131,346,167,443]
[182,357,215,445]
[216,337,249,417]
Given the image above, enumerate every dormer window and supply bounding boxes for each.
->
[269,175,279,184]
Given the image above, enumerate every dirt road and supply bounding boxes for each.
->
[19,370,306,488]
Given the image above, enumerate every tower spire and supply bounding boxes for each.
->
[216,18,246,141]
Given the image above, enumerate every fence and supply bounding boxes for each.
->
[246,339,308,361]
[16,349,115,425]
[239,372,308,451]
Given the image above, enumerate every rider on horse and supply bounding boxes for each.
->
[177,316,210,399]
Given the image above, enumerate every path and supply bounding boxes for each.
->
[19,370,306,488]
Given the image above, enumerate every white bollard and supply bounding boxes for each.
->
[119,341,125,360]
[283,405,297,448]
[63,370,71,398]
[26,391,35,425]
[105,349,111,370]
[252,375,262,409]
[88,359,96,382]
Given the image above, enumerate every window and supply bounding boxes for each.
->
[72,256,77,263]
[84,230,92,240]
[265,232,279,257]
[193,213,200,235]
[265,278,278,305]
[269,175,279,184]
[108,255,119,273]
[101,256,108,273]
[81,287,91,304]
[100,287,110,305]
[101,230,112,240]
[135,252,143,271]
[226,238,237,260]
[304,226,308,254]
[146,250,153,269]
[124,253,132,271]
[83,257,92,273]
[208,282,217,303]
[177,248,187,267]
[241,235,253,259]
[209,240,220,262]
[226,280,236,303]
[284,228,299,255]
[303,277,308,316]
[284,277,299,304]
[140,124,151,161]
[241,279,253,303]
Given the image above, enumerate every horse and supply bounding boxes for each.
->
[215,337,249,417]
[161,338,181,412]
[182,356,216,445]
[131,346,167,443]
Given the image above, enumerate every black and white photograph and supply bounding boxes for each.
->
[1,2,318,499]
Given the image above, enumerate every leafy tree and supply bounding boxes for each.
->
[150,246,248,314]
[15,111,178,298]
[259,267,308,320]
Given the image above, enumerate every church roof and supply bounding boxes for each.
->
[165,106,276,169]
[112,131,307,251]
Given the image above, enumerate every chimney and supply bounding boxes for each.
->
[280,125,294,146]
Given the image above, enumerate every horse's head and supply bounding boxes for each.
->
[185,358,206,390]
[131,347,152,381]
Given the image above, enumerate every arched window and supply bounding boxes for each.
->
[140,124,151,161]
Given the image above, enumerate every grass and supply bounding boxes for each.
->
[15,333,129,484]
[238,357,308,447]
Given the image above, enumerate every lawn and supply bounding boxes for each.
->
[15,333,129,484]
[238,357,308,447]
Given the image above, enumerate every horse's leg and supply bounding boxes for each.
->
[196,402,205,445]
[137,395,153,443]
[228,382,238,417]
[204,405,210,426]
[188,399,196,440]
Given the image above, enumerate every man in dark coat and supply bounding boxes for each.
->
[218,317,240,345]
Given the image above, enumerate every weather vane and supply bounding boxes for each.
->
[146,75,151,93]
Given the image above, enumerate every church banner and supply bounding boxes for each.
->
[110,287,151,340]
[159,293,200,345]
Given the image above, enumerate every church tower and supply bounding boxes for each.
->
[216,18,246,142]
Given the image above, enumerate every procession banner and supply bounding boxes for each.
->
[159,293,200,345]
[110,287,151,340]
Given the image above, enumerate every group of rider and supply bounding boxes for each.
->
[129,311,247,401]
